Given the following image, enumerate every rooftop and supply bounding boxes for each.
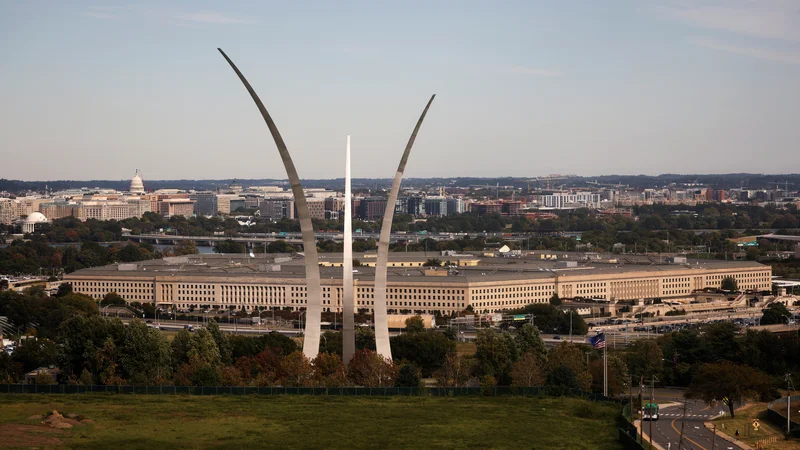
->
[65,252,769,284]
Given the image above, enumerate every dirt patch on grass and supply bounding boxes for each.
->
[0,423,64,448]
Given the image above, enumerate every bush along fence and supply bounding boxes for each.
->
[0,384,610,399]
[618,403,647,450]
[766,395,800,438]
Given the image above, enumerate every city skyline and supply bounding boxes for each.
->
[2,1,800,180]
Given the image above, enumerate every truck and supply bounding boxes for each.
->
[642,403,659,421]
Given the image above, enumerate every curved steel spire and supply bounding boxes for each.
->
[373,95,436,360]
[218,48,324,360]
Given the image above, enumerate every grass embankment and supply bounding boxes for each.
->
[0,394,621,449]
[715,402,797,450]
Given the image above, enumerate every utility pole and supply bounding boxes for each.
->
[678,400,687,450]
[711,424,716,450]
[604,340,608,397]
[638,376,644,445]
[569,309,573,342]
[788,374,795,437]
[649,375,656,450]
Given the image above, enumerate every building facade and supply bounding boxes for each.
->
[65,254,772,316]
[189,192,218,216]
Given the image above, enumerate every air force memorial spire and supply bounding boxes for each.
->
[218,48,434,361]
[218,48,325,360]
[373,95,436,360]
[342,135,356,363]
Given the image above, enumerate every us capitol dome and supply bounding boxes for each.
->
[130,169,145,194]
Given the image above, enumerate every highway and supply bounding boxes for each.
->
[649,401,741,450]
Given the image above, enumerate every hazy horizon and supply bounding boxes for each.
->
[2,1,799,180]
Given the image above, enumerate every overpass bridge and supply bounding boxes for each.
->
[127,231,450,249]
[125,230,582,249]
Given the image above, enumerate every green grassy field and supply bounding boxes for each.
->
[0,394,622,449]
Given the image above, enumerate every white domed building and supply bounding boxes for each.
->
[130,170,145,194]
[22,212,49,233]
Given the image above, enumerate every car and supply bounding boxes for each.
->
[553,335,561,340]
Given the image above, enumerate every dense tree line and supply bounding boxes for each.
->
[0,291,617,394]
[622,321,799,416]
[0,238,161,276]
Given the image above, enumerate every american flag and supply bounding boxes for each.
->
[590,333,606,349]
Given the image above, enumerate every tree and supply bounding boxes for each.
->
[546,342,591,391]
[347,349,397,387]
[761,302,791,325]
[514,323,547,362]
[173,240,199,256]
[235,348,282,386]
[57,315,124,380]
[405,315,425,333]
[511,351,545,387]
[475,329,519,385]
[55,282,73,298]
[686,361,772,418]
[118,320,172,384]
[312,352,348,387]
[720,276,738,291]
[507,303,587,335]
[282,351,313,387]
[590,354,629,396]
[95,337,124,385]
[214,239,246,254]
[205,319,232,365]
[395,364,422,388]
[422,258,443,267]
[549,293,562,306]
[626,340,663,381]
[390,331,456,377]
[434,353,472,388]
[101,292,126,306]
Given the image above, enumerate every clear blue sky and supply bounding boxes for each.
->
[1,0,799,181]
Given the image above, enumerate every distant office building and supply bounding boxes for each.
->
[158,198,194,218]
[40,202,76,220]
[259,198,295,221]
[294,198,326,220]
[472,202,502,215]
[407,196,425,216]
[325,197,344,220]
[14,197,45,218]
[501,201,522,215]
[229,198,246,214]
[537,192,600,209]
[189,192,218,216]
[446,198,465,215]
[216,194,244,215]
[357,197,387,220]
[424,197,448,217]
[126,197,151,217]
[243,194,264,210]
[0,199,17,225]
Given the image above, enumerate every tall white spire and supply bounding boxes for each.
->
[342,135,355,363]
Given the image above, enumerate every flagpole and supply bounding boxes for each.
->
[603,338,608,397]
